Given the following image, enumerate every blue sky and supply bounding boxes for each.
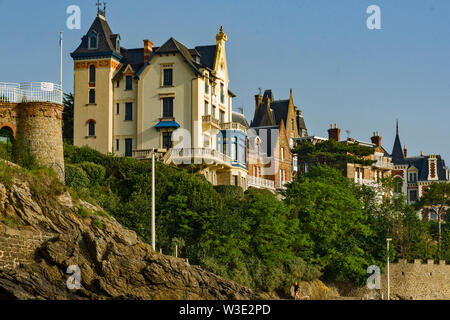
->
[1,0,449,162]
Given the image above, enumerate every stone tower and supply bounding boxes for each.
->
[0,100,65,181]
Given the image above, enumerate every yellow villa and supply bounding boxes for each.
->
[71,8,248,188]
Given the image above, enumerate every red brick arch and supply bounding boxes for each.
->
[0,122,16,139]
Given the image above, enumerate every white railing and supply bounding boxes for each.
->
[172,148,232,166]
[221,122,247,132]
[248,175,275,190]
[0,82,62,104]
[355,178,379,187]
[275,181,288,189]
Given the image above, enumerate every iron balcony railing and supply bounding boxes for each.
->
[0,82,62,104]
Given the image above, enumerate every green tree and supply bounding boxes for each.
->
[284,165,373,284]
[292,139,376,174]
[63,92,74,144]
[416,183,450,258]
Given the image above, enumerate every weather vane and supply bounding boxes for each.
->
[96,0,107,16]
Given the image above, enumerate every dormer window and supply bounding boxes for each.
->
[88,32,98,49]
[195,56,200,64]
[116,38,120,51]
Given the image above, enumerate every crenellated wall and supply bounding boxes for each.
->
[381,259,450,300]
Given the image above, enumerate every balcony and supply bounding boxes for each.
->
[202,115,221,131]
[355,178,379,187]
[275,181,289,190]
[248,175,275,190]
[0,82,62,104]
[172,148,232,167]
[220,122,247,132]
[132,149,166,160]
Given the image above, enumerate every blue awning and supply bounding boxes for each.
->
[155,121,180,129]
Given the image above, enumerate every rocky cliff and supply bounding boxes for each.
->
[0,164,265,300]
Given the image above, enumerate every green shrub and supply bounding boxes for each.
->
[65,164,90,189]
[0,141,12,161]
[78,161,106,184]
[76,205,91,218]
[91,217,105,230]
[0,161,14,187]
[13,149,40,170]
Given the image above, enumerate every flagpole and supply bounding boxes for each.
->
[60,32,63,103]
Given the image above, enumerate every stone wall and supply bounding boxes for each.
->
[380,259,450,300]
[0,101,64,181]
[0,225,54,270]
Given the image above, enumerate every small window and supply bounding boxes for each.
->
[89,89,95,104]
[212,105,216,118]
[281,147,284,161]
[116,38,120,51]
[88,33,98,49]
[291,119,294,130]
[205,81,209,94]
[162,132,172,149]
[126,76,132,90]
[220,84,225,104]
[163,69,173,86]
[204,101,209,115]
[116,103,120,114]
[89,65,96,84]
[88,120,96,136]
[410,190,418,202]
[125,103,132,120]
[116,139,120,151]
[163,98,173,118]
[116,80,120,88]
[232,175,238,186]
[219,110,224,124]
[232,137,237,161]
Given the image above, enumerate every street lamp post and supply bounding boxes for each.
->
[386,238,392,300]
[152,149,156,251]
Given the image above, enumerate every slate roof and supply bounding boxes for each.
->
[194,45,217,69]
[391,122,448,181]
[391,122,406,165]
[403,156,448,181]
[252,90,290,128]
[71,16,122,58]
[297,115,307,130]
[232,112,249,128]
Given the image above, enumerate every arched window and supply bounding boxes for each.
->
[87,120,96,137]
[394,177,403,193]
[89,65,96,84]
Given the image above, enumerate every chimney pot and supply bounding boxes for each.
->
[143,39,154,62]
[328,124,341,141]
[371,131,382,147]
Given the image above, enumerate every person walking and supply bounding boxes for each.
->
[293,281,300,299]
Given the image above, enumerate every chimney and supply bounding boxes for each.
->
[328,123,341,141]
[403,145,407,158]
[143,40,154,62]
[371,131,382,147]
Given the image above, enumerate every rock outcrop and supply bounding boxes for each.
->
[0,169,265,300]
